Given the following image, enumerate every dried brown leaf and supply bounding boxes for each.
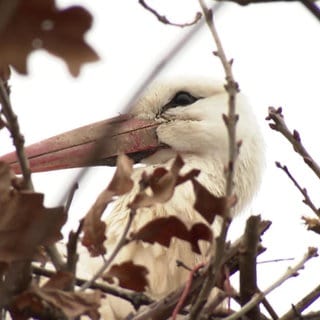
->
[0,161,12,196]
[131,216,213,254]
[103,261,149,292]
[130,155,199,209]
[192,179,235,224]
[0,163,66,262]
[0,0,99,76]
[11,285,101,320]
[302,216,320,235]
[82,155,133,256]
[108,154,134,195]
[0,192,66,262]
[81,189,110,256]
[0,65,11,81]
[42,271,74,290]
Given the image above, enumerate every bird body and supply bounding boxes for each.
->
[0,78,264,319]
[82,79,264,318]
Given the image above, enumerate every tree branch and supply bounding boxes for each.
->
[280,283,320,320]
[223,247,318,320]
[189,2,239,318]
[267,107,320,181]
[80,209,136,291]
[239,215,261,319]
[32,265,153,310]
[0,79,33,190]
[275,162,320,218]
[139,0,202,27]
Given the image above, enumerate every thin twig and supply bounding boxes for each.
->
[32,265,153,310]
[280,283,320,320]
[66,221,83,290]
[258,258,294,264]
[223,247,318,320]
[300,0,320,21]
[261,298,279,320]
[299,311,320,320]
[45,246,65,271]
[275,161,320,218]
[189,2,239,318]
[0,79,33,190]
[267,107,320,181]
[172,262,205,320]
[139,0,202,27]
[176,260,193,272]
[80,209,136,291]
[65,182,79,213]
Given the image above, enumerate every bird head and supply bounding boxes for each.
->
[0,78,264,196]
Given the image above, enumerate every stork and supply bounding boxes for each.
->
[1,78,264,319]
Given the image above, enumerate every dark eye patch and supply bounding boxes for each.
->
[161,91,199,113]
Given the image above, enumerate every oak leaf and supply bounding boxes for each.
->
[11,285,101,320]
[103,261,149,292]
[0,0,99,76]
[130,216,213,254]
[130,155,199,209]
[0,163,66,262]
[192,179,236,224]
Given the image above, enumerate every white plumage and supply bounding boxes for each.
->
[83,78,264,319]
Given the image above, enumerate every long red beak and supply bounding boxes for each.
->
[1,115,161,174]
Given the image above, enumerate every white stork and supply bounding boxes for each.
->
[1,78,264,319]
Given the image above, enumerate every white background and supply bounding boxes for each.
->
[1,0,320,316]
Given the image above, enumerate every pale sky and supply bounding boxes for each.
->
[1,0,320,316]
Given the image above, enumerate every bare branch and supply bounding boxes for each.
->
[224,247,319,320]
[0,73,65,283]
[65,221,83,290]
[65,183,79,214]
[45,246,65,272]
[189,2,239,318]
[215,0,319,4]
[80,209,136,291]
[139,0,202,27]
[239,215,261,318]
[298,0,320,20]
[267,107,320,181]
[172,262,205,320]
[261,298,279,320]
[275,162,320,218]
[0,79,33,190]
[280,283,320,320]
[32,265,153,310]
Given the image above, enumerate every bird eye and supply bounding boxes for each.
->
[161,91,199,114]
[171,91,198,107]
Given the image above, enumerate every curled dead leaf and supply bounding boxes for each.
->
[0,163,66,262]
[82,154,133,256]
[129,155,199,209]
[11,285,101,320]
[302,216,320,235]
[42,271,74,291]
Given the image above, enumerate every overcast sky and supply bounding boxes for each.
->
[1,0,320,316]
